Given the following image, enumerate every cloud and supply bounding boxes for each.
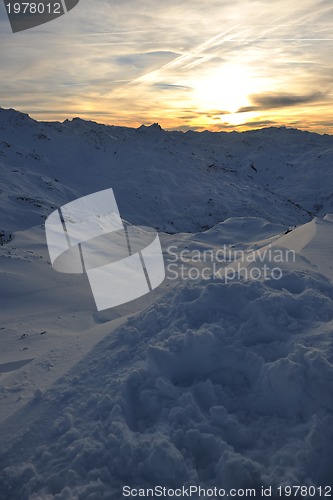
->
[153,83,192,90]
[1,0,333,132]
[238,92,327,112]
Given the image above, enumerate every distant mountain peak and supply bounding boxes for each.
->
[138,123,163,131]
[0,106,33,122]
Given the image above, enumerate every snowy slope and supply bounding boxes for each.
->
[0,108,333,499]
[0,219,333,498]
[1,107,333,238]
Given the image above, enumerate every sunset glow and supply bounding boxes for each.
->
[1,0,333,132]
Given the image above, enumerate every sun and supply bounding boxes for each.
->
[191,64,260,115]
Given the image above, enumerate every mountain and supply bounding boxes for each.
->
[1,107,333,238]
[0,108,333,499]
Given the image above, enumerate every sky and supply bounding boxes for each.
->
[0,0,333,132]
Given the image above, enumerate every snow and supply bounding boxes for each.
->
[0,108,333,498]
[2,107,333,236]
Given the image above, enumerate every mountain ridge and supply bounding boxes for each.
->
[1,107,332,238]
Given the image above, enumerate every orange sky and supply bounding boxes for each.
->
[1,0,333,133]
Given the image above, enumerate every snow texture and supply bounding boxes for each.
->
[0,108,333,499]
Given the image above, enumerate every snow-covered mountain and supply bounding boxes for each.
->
[0,108,333,499]
[1,107,333,237]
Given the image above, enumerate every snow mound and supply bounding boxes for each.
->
[1,273,333,498]
[274,216,333,280]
